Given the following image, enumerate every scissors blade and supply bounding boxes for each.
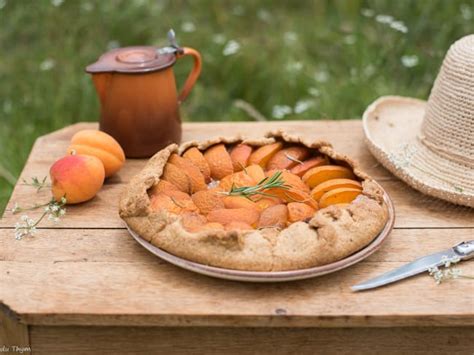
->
[351,248,458,292]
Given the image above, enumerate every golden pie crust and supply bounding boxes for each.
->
[119,131,388,271]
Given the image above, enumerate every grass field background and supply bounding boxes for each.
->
[0,0,473,212]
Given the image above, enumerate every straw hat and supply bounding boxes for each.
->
[362,34,474,208]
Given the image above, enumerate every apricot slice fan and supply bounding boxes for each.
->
[149,140,365,233]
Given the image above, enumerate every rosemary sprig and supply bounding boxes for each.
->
[220,171,290,199]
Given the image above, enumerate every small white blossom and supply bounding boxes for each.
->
[272,105,292,119]
[40,59,56,71]
[60,196,67,204]
[283,32,298,44]
[223,40,240,56]
[361,8,375,17]
[363,65,376,77]
[51,0,63,6]
[460,4,472,20]
[390,21,408,33]
[181,21,196,33]
[401,55,419,68]
[314,70,329,83]
[294,100,314,114]
[81,2,93,12]
[375,14,393,24]
[285,61,303,73]
[212,34,226,44]
[344,35,356,45]
[257,9,271,22]
[308,87,320,97]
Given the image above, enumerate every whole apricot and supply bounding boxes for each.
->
[50,154,105,204]
[67,129,125,178]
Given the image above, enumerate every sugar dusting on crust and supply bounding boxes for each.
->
[119,131,389,271]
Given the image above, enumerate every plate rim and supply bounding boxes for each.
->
[126,184,395,282]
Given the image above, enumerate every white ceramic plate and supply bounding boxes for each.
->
[127,187,395,282]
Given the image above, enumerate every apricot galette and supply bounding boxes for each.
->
[119,131,388,271]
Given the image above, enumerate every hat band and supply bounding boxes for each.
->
[418,134,474,168]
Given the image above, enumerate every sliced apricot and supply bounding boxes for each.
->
[203,144,234,180]
[181,211,207,232]
[310,178,362,201]
[183,147,211,183]
[163,190,198,212]
[192,190,225,215]
[202,222,225,231]
[207,208,260,227]
[267,146,310,170]
[219,171,256,192]
[255,196,283,210]
[225,221,254,231]
[149,193,182,214]
[290,156,329,177]
[248,142,283,169]
[258,204,288,229]
[287,202,316,223]
[302,165,356,188]
[230,144,253,172]
[244,164,266,183]
[319,187,362,208]
[162,163,192,193]
[148,180,179,197]
[169,154,207,193]
[223,196,259,211]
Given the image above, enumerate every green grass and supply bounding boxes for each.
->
[0,0,472,212]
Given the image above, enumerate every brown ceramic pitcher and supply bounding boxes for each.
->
[86,30,201,158]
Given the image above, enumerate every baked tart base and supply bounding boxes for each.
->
[119,131,389,271]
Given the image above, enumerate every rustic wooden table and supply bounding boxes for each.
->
[1,121,473,354]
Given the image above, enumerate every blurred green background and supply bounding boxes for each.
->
[0,0,473,212]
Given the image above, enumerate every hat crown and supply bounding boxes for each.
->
[421,34,474,167]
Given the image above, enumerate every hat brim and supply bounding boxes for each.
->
[363,96,473,208]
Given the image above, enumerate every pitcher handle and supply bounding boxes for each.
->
[176,47,202,103]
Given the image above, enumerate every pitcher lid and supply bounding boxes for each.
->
[86,46,177,74]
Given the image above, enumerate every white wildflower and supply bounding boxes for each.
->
[223,40,240,56]
[460,4,472,20]
[50,204,59,212]
[285,61,303,73]
[401,55,419,68]
[212,34,226,44]
[283,32,298,44]
[390,21,408,33]
[363,65,376,77]
[181,21,196,33]
[51,0,63,6]
[344,35,356,45]
[375,14,393,24]
[81,2,93,12]
[314,70,329,83]
[40,59,56,71]
[294,100,313,114]
[308,87,320,97]
[60,196,67,204]
[272,105,292,119]
[361,8,374,17]
[257,9,271,22]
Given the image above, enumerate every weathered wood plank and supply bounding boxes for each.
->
[1,228,473,263]
[29,325,474,355]
[0,307,30,353]
[0,258,472,327]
